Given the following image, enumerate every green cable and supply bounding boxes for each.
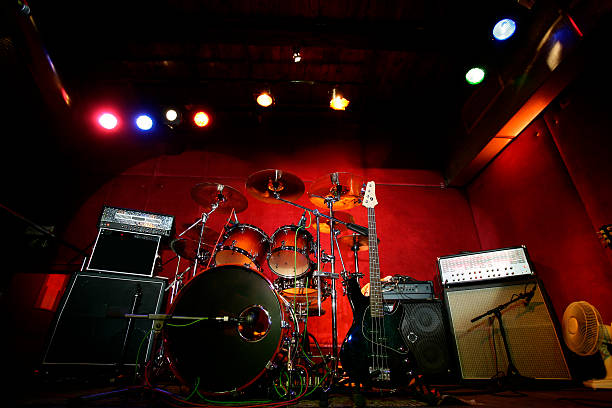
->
[166,317,208,327]
[186,377,201,401]
[134,327,155,381]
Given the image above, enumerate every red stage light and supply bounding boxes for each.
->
[97,112,119,130]
[193,111,210,127]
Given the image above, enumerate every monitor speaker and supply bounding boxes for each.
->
[42,271,166,368]
[443,278,571,381]
[399,299,456,382]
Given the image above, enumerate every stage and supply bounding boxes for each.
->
[7,377,612,407]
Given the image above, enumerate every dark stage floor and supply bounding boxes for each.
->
[6,374,612,408]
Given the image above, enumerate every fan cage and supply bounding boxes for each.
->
[563,301,603,356]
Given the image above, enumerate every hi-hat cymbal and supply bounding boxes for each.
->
[170,238,214,261]
[191,182,248,213]
[246,169,305,204]
[308,172,364,210]
[310,211,354,234]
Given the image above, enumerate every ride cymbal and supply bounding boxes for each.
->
[308,172,364,210]
[191,182,248,213]
[246,169,305,204]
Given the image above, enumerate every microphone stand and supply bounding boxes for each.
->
[471,288,536,389]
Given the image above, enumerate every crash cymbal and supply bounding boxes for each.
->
[310,211,354,234]
[246,169,305,204]
[308,172,364,210]
[191,182,248,213]
[170,237,214,261]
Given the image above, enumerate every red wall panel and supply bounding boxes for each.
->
[467,118,612,322]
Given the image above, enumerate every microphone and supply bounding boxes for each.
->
[298,211,307,227]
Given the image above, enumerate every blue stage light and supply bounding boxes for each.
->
[135,114,154,131]
[493,18,516,41]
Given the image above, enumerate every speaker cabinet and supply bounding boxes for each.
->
[444,278,571,381]
[399,299,455,382]
[42,271,166,368]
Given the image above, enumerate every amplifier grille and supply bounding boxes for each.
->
[445,281,571,380]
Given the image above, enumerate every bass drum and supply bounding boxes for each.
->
[164,265,290,394]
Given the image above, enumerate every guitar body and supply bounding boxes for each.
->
[340,275,413,387]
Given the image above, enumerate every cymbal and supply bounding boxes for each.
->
[308,172,364,210]
[246,169,305,204]
[178,225,220,243]
[170,237,214,261]
[311,211,354,234]
[338,234,378,254]
[191,182,248,213]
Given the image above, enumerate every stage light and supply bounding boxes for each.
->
[256,91,274,107]
[292,47,302,63]
[465,67,486,85]
[330,88,349,110]
[135,114,154,131]
[165,109,179,122]
[493,18,517,40]
[98,112,118,130]
[193,111,210,127]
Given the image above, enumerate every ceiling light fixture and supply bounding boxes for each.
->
[492,18,517,40]
[330,88,349,110]
[98,112,119,130]
[256,90,274,107]
[135,114,154,131]
[165,108,179,122]
[193,111,210,127]
[292,47,302,63]
[465,67,486,85]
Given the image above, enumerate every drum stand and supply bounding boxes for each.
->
[169,199,229,302]
[272,192,367,380]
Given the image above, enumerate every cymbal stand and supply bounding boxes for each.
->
[178,202,219,277]
[350,234,363,280]
[324,198,341,378]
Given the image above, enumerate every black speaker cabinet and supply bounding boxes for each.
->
[443,278,571,381]
[87,228,161,277]
[42,271,166,368]
[399,299,456,382]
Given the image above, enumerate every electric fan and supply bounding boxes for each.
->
[562,301,612,389]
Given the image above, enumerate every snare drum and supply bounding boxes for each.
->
[274,275,329,305]
[268,225,315,278]
[214,224,269,271]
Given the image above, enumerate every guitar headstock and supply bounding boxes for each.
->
[362,181,378,209]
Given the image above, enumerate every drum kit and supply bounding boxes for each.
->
[161,169,373,395]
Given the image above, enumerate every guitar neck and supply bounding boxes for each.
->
[368,207,383,318]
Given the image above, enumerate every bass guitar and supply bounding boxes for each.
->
[339,181,414,388]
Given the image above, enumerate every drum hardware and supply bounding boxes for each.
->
[246,169,368,381]
[338,234,379,281]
